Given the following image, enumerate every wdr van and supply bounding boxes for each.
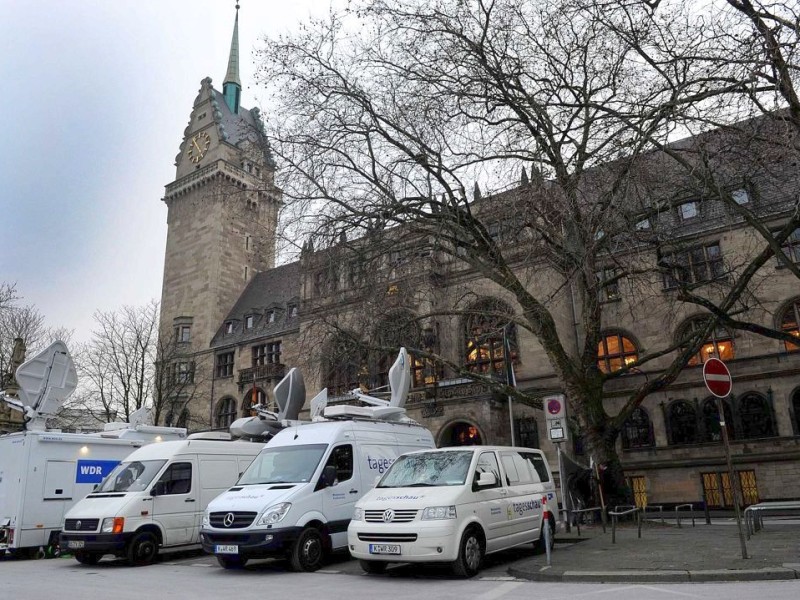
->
[200,348,436,571]
[348,446,558,577]
[60,436,261,565]
[0,341,187,558]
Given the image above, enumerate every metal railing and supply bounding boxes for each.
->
[569,506,606,536]
[744,501,800,538]
[675,503,695,528]
[643,504,664,524]
[608,505,642,544]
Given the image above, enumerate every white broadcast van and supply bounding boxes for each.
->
[0,341,187,559]
[200,348,436,571]
[348,445,558,577]
[60,436,261,565]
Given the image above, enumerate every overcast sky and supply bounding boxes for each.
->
[0,0,326,343]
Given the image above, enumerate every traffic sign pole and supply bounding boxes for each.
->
[704,359,748,560]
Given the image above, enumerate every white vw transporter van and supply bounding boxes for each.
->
[200,349,435,571]
[60,436,260,565]
[348,446,558,577]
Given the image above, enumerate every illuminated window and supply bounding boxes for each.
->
[780,299,800,352]
[597,333,638,373]
[215,397,236,429]
[679,318,734,366]
[464,300,517,375]
[374,311,431,388]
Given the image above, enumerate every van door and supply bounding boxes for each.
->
[499,451,544,545]
[471,450,514,552]
[151,459,196,547]
[319,444,356,550]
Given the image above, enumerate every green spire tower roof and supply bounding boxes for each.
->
[223,3,242,114]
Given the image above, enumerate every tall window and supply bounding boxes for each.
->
[737,393,776,439]
[662,243,724,289]
[597,333,638,373]
[215,397,236,429]
[374,311,427,388]
[253,342,281,366]
[596,267,621,302]
[174,361,193,384]
[779,227,800,265]
[464,299,517,375]
[780,299,800,352]
[324,335,367,396]
[621,407,653,449]
[701,397,734,442]
[515,417,539,449]
[174,325,191,343]
[679,317,735,366]
[245,315,254,329]
[215,352,234,378]
[667,400,698,445]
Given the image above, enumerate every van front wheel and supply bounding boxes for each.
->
[127,531,158,566]
[289,527,324,572]
[451,526,484,578]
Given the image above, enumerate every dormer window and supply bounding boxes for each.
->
[731,188,750,205]
[677,201,699,221]
[288,304,298,318]
[267,310,276,324]
[245,315,254,329]
[225,321,235,334]
[636,218,651,230]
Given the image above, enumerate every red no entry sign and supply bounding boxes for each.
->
[703,358,732,398]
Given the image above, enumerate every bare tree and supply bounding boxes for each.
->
[254,0,800,501]
[70,301,159,423]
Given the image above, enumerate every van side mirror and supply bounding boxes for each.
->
[321,465,337,488]
[477,472,497,487]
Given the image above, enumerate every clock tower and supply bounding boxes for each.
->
[158,4,281,427]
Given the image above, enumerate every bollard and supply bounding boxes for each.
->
[544,512,552,566]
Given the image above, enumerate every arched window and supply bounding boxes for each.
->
[621,407,653,449]
[323,334,367,397]
[678,317,735,366]
[701,397,734,442]
[780,299,800,352]
[464,298,517,376]
[792,388,800,435]
[242,388,267,415]
[215,397,236,429]
[737,393,776,439]
[667,400,698,445]
[374,311,426,388]
[597,332,639,373]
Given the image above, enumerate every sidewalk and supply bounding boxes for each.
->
[508,518,800,583]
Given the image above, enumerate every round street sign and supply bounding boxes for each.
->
[547,397,563,416]
[703,358,732,398]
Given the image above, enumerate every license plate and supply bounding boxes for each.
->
[215,544,238,554]
[68,541,85,549]
[369,543,400,555]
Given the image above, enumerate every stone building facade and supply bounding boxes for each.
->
[159,10,800,508]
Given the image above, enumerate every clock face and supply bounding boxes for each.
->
[188,131,211,163]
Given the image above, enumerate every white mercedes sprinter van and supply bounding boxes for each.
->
[60,436,260,565]
[200,417,435,571]
[348,446,557,577]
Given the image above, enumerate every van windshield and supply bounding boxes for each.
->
[377,451,473,488]
[238,444,327,485]
[95,460,167,493]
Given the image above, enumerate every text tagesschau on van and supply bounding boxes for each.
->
[199,418,435,571]
[348,446,558,578]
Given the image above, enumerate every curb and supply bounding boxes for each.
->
[508,566,800,583]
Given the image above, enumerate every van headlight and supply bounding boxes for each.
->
[421,506,457,520]
[256,503,291,526]
[352,507,363,521]
[101,517,124,533]
[202,512,210,528]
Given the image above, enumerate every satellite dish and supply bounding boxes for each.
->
[129,406,153,427]
[309,388,328,420]
[388,347,411,408]
[274,368,306,421]
[15,340,77,417]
